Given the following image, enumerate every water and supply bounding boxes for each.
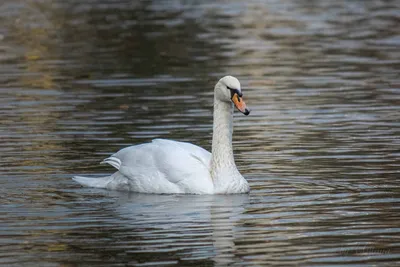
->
[1,0,399,266]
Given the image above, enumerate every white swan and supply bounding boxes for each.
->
[73,75,251,194]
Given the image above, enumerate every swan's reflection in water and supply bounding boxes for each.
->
[105,191,249,265]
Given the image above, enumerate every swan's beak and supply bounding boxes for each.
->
[232,93,250,116]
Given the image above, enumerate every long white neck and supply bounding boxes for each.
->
[210,93,242,192]
[211,98,236,171]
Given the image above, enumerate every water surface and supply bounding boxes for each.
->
[0,0,399,266]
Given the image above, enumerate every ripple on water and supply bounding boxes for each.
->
[0,0,399,266]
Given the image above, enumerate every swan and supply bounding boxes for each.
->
[73,75,251,194]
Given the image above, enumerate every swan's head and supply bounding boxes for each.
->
[215,76,250,115]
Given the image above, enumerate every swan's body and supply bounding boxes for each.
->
[73,76,251,194]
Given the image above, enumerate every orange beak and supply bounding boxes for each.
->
[232,93,250,115]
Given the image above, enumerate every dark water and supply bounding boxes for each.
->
[1,0,400,266]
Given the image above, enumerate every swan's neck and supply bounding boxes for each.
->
[211,99,235,169]
[210,97,241,191]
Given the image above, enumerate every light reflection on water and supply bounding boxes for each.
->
[0,0,399,266]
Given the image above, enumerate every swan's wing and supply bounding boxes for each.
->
[150,139,212,183]
[102,139,213,193]
[152,139,211,170]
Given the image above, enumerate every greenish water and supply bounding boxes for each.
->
[0,0,399,266]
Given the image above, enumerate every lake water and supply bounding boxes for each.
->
[1,0,399,266]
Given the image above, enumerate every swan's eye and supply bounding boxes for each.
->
[227,86,242,98]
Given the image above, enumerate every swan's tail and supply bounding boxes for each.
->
[72,175,113,189]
